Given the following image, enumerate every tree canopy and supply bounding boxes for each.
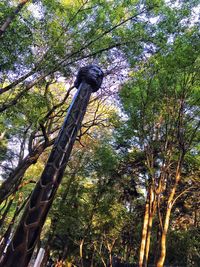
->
[0,0,199,266]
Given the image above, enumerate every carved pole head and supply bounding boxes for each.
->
[74,64,104,92]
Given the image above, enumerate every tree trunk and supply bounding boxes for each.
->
[156,204,172,267]
[109,253,112,267]
[90,246,95,267]
[106,239,116,267]
[194,207,198,228]
[80,239,84,267]
[107,243,113,267]
[156,162,182,267]
[93,240,107,267]
[144,187,156,267]
[139,199,150,267]
[154,227,161,265]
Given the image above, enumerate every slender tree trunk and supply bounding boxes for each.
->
[79,182,104,267]
[144,187,156,266]
[106,239,116,267]
[154,227,161,266]
[80,239,84,267]
[0,0,30,37]
[194,207,198,228]
[139,198,150,267]
[124,244,128,262]
[90,246,95,267]
[156,164,182,267]
[107,243,113,267]
[61,243,68,261]
[93,239,107,267]
[109,253,112,267]
[156,205,172,267]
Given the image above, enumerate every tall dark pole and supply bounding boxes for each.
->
[0,65,104,267]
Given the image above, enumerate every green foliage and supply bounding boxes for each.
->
[92,144,119,176]
[0,0,199,265]
[166,229,200,266]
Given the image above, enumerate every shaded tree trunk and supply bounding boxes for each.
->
[154,226,161,265]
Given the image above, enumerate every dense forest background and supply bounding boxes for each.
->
[0,0,199,266]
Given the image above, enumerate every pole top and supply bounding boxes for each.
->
[74,65,104,92]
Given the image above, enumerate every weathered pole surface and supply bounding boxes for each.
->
[0,65,104,267]
[33,248,45,267]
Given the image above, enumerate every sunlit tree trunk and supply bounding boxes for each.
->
[194,207,199,228]
[139,196,150,267]
[144,186,156,266]
[80,239,84,267]
[156,159,182,267]
[156,208,171,267]
[93,239,107,267]
[106,239,116,267]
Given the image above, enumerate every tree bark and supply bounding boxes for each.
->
[80,239,84,267]
[144,186,156,266]
[139,197,150,267]
[106,240,116,267]
[156,159,182,267]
